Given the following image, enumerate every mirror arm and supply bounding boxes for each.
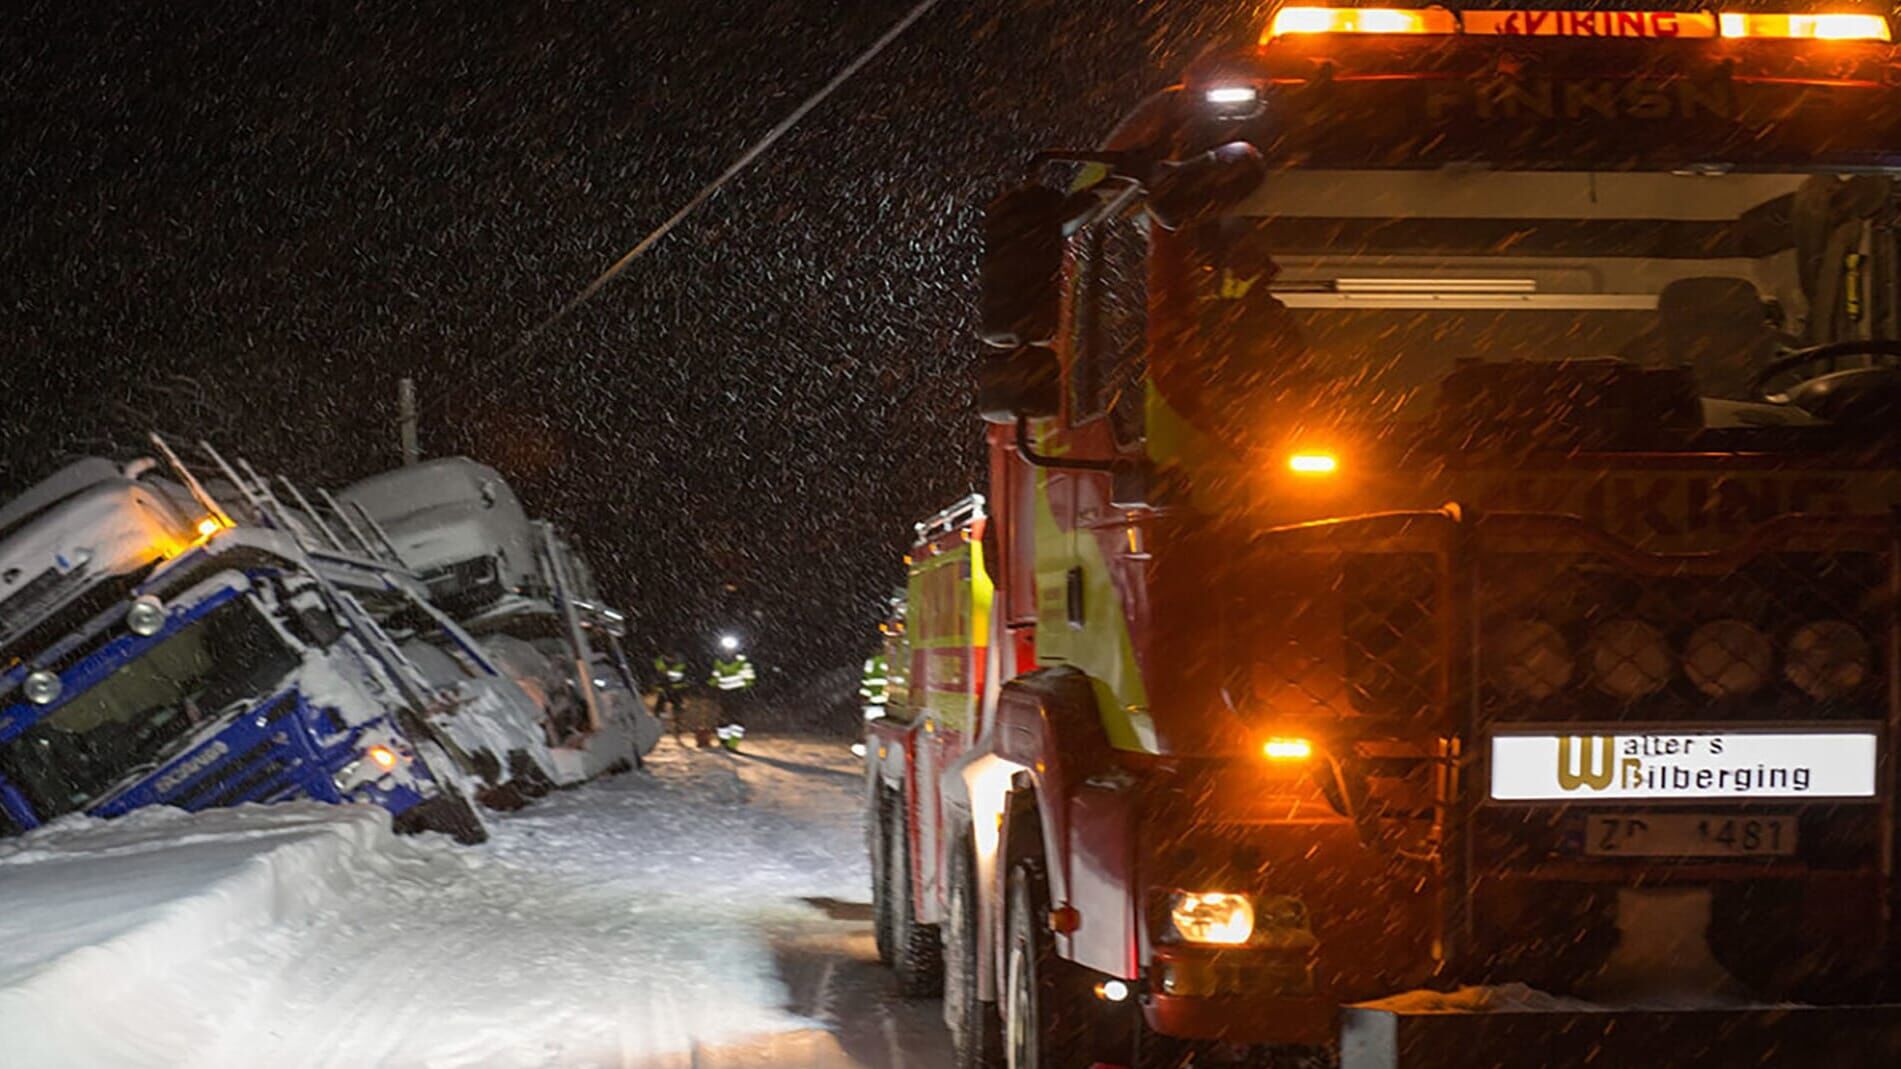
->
[1013,418,1119,473]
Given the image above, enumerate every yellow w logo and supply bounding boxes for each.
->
[1556,736,1616,791]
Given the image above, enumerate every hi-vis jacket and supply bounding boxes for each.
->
[653,653,688,693]
[711,655,756,692]
[859,654,889,705]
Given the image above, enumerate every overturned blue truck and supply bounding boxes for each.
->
[0,437,658,843]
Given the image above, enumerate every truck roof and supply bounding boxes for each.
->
[336,457,540,591]
[0,458,127,542]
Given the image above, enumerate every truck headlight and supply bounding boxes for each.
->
[1786,620,1871,700]
[125,595,167,637]
[333,741,407,792]
[1169,891,1254,945]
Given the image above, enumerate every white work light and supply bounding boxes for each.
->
[125,595,166,637]
[23,670,62,706]
[1786,620,1871,700]
[1588,619,1673,700]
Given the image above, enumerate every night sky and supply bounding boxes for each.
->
[3,0,1261,682]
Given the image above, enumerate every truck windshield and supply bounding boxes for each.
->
[1198,168,1892,413]
[0,596,299,823]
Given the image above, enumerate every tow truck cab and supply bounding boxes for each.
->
[877,4,1901,1065]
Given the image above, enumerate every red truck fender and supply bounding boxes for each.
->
[984,668,1118,983]
[864,716,914,797]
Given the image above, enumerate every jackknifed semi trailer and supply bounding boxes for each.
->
[0,439,656,842]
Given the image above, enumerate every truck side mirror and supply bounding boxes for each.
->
[1147,141,1266,231]
[979,186,1068,348]
[977,344,1061,424]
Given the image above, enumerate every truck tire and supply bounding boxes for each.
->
[946,839,1003,1069]
[869,788,894,965]
[889,807,944,996]
[397,781,489,845]
[507,749,556,797]
[1003,859,1092,1069]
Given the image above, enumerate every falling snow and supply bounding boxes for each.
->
[1,0,1264,683]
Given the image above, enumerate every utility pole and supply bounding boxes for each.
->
[398,377,419,466]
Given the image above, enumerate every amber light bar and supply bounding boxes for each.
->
[1269,6,1457,36]
[1719,12,1891,40]
[1265,6,1892,42]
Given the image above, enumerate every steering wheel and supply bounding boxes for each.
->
[1750,339,1901,400]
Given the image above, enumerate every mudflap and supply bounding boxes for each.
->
[1341,1004,1901,1069]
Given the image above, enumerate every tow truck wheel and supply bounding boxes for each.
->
[946,840,1002,1068]
[870,788,894,965]
[1003,860,1092,1069]
[889,806,944,996]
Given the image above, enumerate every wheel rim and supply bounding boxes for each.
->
[1005,939,1031,1069]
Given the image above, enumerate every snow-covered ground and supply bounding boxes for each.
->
[0,736,949,1069]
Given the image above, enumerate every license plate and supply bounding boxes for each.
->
[1490,729,1878,802]
[1584,813,1796,857]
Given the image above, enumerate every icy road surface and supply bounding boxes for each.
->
[0,736,951,1069]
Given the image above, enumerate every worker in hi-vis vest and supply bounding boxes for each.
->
[651,650,689,738]
[859,653,889,720]
[709,635,756,752]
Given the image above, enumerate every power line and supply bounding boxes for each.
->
[430,0,947,415]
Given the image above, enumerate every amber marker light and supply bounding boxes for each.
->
[1286,452,1338,476]
[1263,737,1314,760]
[196,516,224,538]
[367,745,400,771]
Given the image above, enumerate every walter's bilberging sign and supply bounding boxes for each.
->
[1491,729,1879,801]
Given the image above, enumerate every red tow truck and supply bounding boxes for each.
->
[869,3,1901,1066]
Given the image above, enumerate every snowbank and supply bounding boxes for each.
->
[0,738,874,1068]
[0,804,462,1067]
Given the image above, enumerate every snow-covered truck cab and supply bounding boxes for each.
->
[905,4,1901,1065]
[339,461,657,777]
[337,457,540,614]
[0,459,482,842]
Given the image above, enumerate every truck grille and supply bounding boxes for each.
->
[163,702,303,809]
[1476,552,1886,722]
[1343,553,1444,719]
